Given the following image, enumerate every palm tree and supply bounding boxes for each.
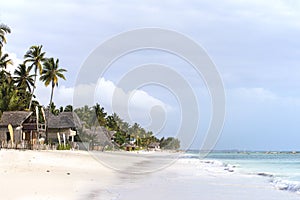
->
[49,102,60,115]
[64,105,73,112]
[0,49,13,70]
[24,45,46,109]
[0,49,13,83]
[39,58,67,106]
[14,63,34,92]
[106,115,118,131]
[0,23,11,48]
[94,103,107,126]
[0,81,21,112]
[130,122,141,137]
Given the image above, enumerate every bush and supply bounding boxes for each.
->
[160,137,180,150]
[56,144,71,150]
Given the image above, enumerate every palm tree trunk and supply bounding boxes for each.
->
[28,70,37,109]
[49,82,54,106]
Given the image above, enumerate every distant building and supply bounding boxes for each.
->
[123,143,135,151]
[148,142,160,151]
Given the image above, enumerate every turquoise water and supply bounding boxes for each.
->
[185,151,300,193]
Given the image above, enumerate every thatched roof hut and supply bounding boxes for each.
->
[0,111,34,145]
[148,142,160,150]
[46,111,82,143]
[0,111,83,147]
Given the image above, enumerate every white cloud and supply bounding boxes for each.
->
[94,78,169,126]
[1,48,22,74]
[35,77,170,127]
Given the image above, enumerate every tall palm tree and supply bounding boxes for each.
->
[14,63,34,92]
[0,23,11,48]
[24,45,46,109]
[39,58,66,106]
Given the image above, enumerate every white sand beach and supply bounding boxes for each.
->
[0,150,299,200]
[0,150,115,200]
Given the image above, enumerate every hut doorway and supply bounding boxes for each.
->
[6,132,11,142]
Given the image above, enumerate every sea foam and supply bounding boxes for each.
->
[272,178,300,193]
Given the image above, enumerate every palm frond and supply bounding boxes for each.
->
[0,24,11,33]
[0,23,11,46]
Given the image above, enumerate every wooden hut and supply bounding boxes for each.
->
[148,142,160,151]
[46,112,81,144]
[0,111,37,147]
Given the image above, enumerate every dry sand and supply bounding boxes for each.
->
[0,149,114,200]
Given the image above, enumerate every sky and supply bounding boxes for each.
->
[1,0,300,151]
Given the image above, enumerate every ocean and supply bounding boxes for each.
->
[185,151,300,194]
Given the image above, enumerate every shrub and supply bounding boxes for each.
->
[56,144,71,150]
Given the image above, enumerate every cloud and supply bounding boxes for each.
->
[1,47,22,74]
[94,78,169,126]
[35,77,170,127]
[2,0,300,150]
[2,0,300,90]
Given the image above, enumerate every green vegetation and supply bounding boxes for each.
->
[160,137,181,150]
[56,144,71,150]
[0,22,181,150]
[14,64,34,92]
[74,104,181,150]
[0,23,67,117]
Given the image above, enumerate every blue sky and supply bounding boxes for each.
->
[1,0,300,151]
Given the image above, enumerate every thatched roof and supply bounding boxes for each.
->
[148,142,160,148]
[47,112,82,129]
[82,126,114,143]
[0,111,33,127]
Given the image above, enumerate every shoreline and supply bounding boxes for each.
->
[0,149,299,199]
[103,156,300,200]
